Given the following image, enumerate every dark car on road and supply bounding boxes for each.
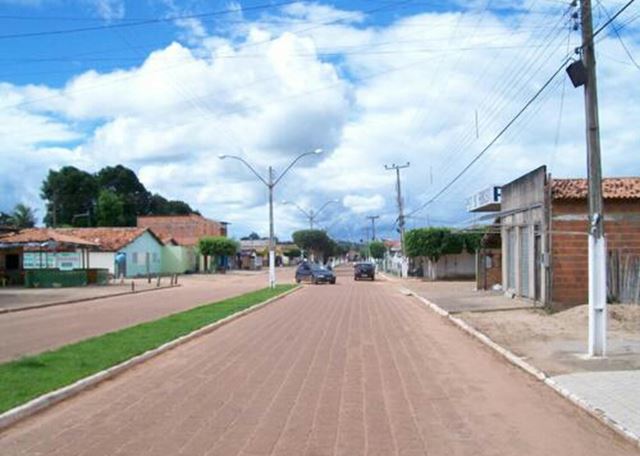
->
[354,262,375,281]
[295,262,336,284]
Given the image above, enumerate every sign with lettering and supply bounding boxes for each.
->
[466,186,502,212]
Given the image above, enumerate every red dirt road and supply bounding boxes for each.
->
[1,278,637,455]
[0,270,293,362]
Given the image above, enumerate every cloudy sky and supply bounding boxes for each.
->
[0,0,638,241]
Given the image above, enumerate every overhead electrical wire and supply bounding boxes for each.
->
[407,58,570,217]
[595,0,640,70]
[417,3,573,202]
[0,1,301,40]
[407,0,636,218]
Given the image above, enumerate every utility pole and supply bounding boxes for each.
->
[268,166,276,289]
[385,162,410,256]
[366,215,379,241]
[580,0,606,356]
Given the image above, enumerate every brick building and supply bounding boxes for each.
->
[137,214,227,246]
[499,166,640,309]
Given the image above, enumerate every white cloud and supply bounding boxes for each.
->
[1,1,639,240]
[343,194,385,214]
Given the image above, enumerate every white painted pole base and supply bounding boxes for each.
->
[269,250,276,289]
[588,234,607,357]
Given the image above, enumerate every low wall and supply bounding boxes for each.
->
[24,269,109,288]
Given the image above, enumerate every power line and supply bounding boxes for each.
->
[595,0,640,70]
[408,57,570,217]
[0,1,300,40]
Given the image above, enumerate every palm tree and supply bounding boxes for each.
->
[11,204,37,228]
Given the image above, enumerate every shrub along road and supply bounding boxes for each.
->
[0,277,637,455]
[0,269,294,363]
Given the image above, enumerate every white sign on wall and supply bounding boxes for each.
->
[22,252,80,270]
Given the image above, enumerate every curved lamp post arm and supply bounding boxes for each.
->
[314,199,340,219]
[219,155,269,187]
[282,201,312,219]
[273,149,322,186]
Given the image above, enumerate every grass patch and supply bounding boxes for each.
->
[0,284,295,414]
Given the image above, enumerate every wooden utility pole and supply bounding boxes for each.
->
[366,215,380,241]
[580,0,606,356]
[385,162,410,256]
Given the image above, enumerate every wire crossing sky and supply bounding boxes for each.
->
[0,0,638,240]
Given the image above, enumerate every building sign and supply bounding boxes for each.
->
[467,186,502,212]
[23,252,80,270]
[56,252,80,271]
[23,252,56,269]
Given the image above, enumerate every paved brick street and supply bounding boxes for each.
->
[1,275,637,455]
[0,269,293,362]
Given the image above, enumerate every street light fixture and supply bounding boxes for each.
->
[219,149,323,288]
[281,199,340,229]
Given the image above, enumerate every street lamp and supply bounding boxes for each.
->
[281,199,339,229]
[219,148,323,288]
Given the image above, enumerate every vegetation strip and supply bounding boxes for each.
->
[0,285,294,414]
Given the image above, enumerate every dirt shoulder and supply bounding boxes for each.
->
[459,304,640,376]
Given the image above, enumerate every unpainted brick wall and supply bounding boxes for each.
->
[551,199,640,309]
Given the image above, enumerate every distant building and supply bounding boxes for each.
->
[137,214,228,273]
[497,166,640,309]
[137,214,227,246]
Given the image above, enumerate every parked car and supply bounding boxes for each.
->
[354,262,375,281]
[295,262,336,284]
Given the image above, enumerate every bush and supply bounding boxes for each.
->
[197,236,239,257]
[369,241,386,259]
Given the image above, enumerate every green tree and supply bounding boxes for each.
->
[292,229,331,261]
[198,236,239,271]
[96,190,126,226]
[0,211,12,226]
[241,232,261,241]
[41,166,98,227]
[10,204,37,228]
[97,165,150,225]
[369,241,386,259]
[147,193,198,216]
[283,247,301,259]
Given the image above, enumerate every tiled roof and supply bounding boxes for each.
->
[552,178,640,200]
[57,227,156,251]
[0,228,98,247]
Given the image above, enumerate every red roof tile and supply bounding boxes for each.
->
[57,228,158,251]
[0,228,98,247]
[552,178,640,200]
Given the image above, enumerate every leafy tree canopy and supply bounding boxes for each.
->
[198,236,239,257]
[96,190,126,227]
[369,241,386,259]
[405,227,483,261]
[241,232,262,241]
[11,204,37,228]
[283,247,301,258]
[41,165,198,227]
[41,166,98,227]
[292,230,331,256]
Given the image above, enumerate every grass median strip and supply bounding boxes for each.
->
[0,284,295,414]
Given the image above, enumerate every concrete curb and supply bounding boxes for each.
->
[0,284,181,315]
[403,288,640,448]
[0,285,301,432]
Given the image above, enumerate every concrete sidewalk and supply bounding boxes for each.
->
[397,277,640,445]
[390,277,536,313]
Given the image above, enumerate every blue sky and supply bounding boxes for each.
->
[0,0,638,241]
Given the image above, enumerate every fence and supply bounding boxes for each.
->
[608,251,640,304]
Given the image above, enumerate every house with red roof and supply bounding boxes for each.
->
[495,166,640,309]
